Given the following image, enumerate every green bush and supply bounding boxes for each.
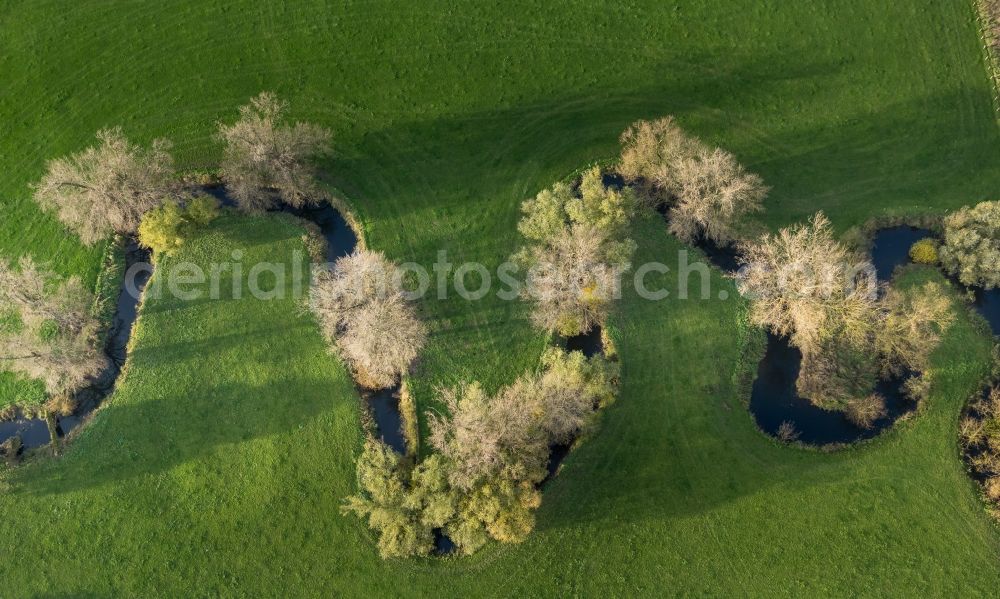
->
[138,201,186,255]
[345,348,622,558]
[138,197,221,256]
[909,238,939,264]
[340,439,436,558]
[185,195,221,226]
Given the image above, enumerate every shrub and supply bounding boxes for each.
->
[184,195,221,226]
[0,435,22,466]
[777,421,799,442]
[309,250,426,389]
[449,475,540,552]
[299,221,328,264]
[403,454,455,530]
[909,238,939,265]
[0,257,106,401]
[32,128,179,245]
[960,386,1000,513]
[797,333,879,410]
[341,439,435,558]
[138,201,186,255]
[903,373,934,403]
[845,394,887,429]
[138,197,222,256]
[939,200,1000,289]
[514,167,636,336]
[217,92,332,213]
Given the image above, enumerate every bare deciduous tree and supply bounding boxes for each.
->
[310,250,426,389]
[876,281,955,376]
[738,212,879,356]
[428,348,616,490]
[618,116,707,205]
[524,225,627,336]
[0,257,106,402]
[796,332,879,408]
[428,381,547,491]
[619,117,767,245]
[668,147,768,245]
[845,394,887,429]
[32,128,179,245]
[218,92,332,213]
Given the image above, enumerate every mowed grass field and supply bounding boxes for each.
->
[1,0,1000,595]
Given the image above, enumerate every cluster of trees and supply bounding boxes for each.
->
[343,348,618,557]
[960,386,1000,508]
[939,200,1000,289]
[309,250,427,389]
[513,167,636,336]
[738,212,955,422]
[4,92,332,436]
[619,116,767,245]
[31,93,331,247]
[0,257,106,419]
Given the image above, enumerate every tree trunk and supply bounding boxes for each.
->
[43,410,60,455]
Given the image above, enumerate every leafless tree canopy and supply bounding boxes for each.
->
[428,381,547,491]
[310,250,426,389]
[0,257,106,398]
[668,148,768,244]
[515,167,636,336]
[619,117,767,245]
[32,128,179,245]
[876,281,955,376]
[845,394,888,429]
[218,92,332,213]
[739,214,957,409]
[738,212,878,355]
[618,116,707,204]
[428,348,616,490]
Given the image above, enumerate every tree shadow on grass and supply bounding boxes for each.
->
[325,50,852,255]
[11,370,358,497]
[11,56,1000,520]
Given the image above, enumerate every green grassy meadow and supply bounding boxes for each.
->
[2,0,1000,595]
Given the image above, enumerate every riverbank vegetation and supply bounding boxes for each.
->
[2,0,1000,594]
[618,117,768,245]
[513,167,636,336]
[310,250,427,390]
[32,129,180,245]
[939,200,1000,289]
[344,347,618,557]
[218,92,332,213]
[0,257,105,437]
[738,213,955,420]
